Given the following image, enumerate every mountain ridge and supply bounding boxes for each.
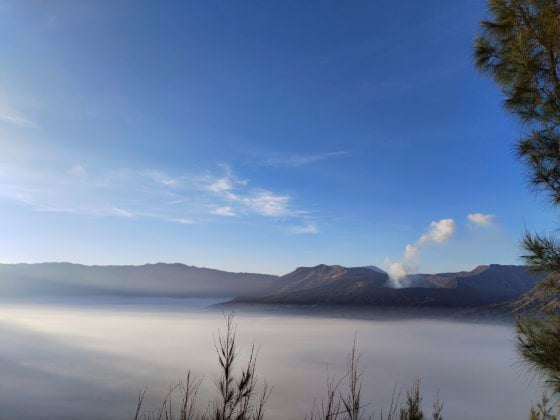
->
[0,262,547,308]
[0,262,278,298]
[233,263,547,308]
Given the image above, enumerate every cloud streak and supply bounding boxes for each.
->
[211,206,237,217]
[0,163,315,231]
[264,151,348,167]
[0,102,34,128]
[468,212,495,227]
[201,167,302,219]
[288,223,319,234]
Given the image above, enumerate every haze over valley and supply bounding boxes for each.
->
[0,260,546,419]
[2,0,560,418]
[0,301,543,420]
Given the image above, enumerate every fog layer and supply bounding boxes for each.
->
[0,301,542,419]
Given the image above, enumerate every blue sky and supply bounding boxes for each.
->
[0,1,554,275]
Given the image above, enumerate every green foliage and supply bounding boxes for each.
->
[474,0,560,128]
[475,0,560,403]
[517,316,560,395]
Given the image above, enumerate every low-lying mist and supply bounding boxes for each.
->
[0,300,543,419]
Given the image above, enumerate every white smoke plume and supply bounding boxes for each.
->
[385,218,456,288]
[419,219,455,244]
[404,244,419,260]
[387,261,408,282]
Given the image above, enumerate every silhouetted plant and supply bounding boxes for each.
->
[307,371,343,420]
[134,314,269,420]
[308,335,370,420]
[341,335,366,420]
[133,372,206,420]
[212,313,270,420]
[431,390,443,420]
[398,380,423,420]
[379,385,403,420]
[529,393,558,420]
[309,340,441,420]
[134,316,449,420]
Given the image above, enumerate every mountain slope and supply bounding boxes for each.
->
[0,262,547,308]
[364,265,387,274]
[0,262,278,298]
[235,264,546,307]
[249,265,389,303]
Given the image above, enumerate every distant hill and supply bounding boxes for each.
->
[0,262,278,298]
[233,264,547,308]
[0,262,547,309]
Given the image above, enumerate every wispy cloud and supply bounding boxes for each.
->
[288,223,319,234]
[264,151,348,167]
[211,206,237,217]
[144,170,184,187]
[0,163,315,231]
[163,217,195,225]
[239,190,291,217]
[68,165,87,177]
[0,102,34,128]
[468,212,495,227]
[110,207,134,218]
[201,167,302,219]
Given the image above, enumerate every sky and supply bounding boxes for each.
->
[0,0,555,275]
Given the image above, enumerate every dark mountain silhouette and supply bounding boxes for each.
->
[240,265,388,303]
[0,262,547,308]
[234,264,547,308]
[0,262,277,298]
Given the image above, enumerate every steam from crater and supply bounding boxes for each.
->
[385,218,456,287]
